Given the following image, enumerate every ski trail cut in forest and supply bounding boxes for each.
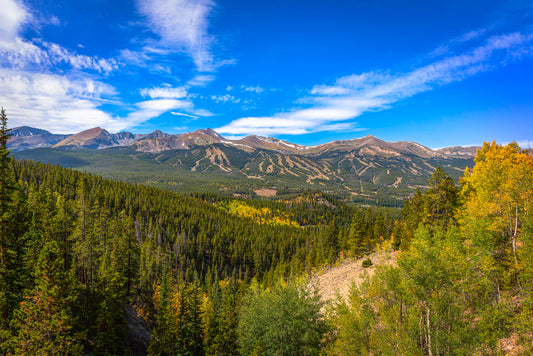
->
[315,250,397,304]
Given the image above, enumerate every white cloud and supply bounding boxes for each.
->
[136,0,221,72]
[171,112,198,119]
[218,30,533,136]
[136,84,216,120]
[0,68,124,133]
[0,0,30,42]
[211,94,240,104]
[0,67,205,133]
[126,98,193,125]
[190,108,214,117]
[188,74,215,86]
[0,0,215,133]
[0,0,119,74]
[140,86,188,99]
[242,85,264,94]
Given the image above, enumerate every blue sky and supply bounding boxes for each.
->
[1,0,532,148]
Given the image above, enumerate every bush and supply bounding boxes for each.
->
[237,280,326,355]
[362,258,372,268]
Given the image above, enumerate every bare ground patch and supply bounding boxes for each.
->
[314,250,397,305]
[254,188,277,197]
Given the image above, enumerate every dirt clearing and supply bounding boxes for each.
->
[314,250,397,304]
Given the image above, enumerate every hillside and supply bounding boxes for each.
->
[7,126,70,152]
[316,250,397,304]
[13,127,475,206]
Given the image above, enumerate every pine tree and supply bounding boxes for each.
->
[323,218,339,263]
[0,108,28,333]
[148,269,174,356]
[423,166,459,232]
[93,224,128,355]
[9,240,83,355]
[348,210,366,255]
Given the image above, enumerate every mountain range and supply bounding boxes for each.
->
[10,126,479,205]
[9,126,478,157]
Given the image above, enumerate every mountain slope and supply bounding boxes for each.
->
[53,127,143,149]
[14,144,473,206]
[52,127,174,149]
[134,128,223,152]
[436,145,481,156]
[12,126,477,205]
[7,126,70,152]
[14,126,477,159]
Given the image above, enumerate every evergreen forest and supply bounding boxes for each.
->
[1,107,533,355]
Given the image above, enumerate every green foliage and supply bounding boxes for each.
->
[393,167,459,249]
[204,276,244,355]
[0,108,29,344]
[333,144,533,355]
[148,273,204,356]
[8,240,83,355]
[362,258,372,268]
[237,279,326,356]
[333,227,505,355]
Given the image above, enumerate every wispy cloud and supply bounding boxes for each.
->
[136,0,229,72]
[0,68,123,133]
[138,83,216,117]
[171,111,198,119]
[211,94,240,104]
[140,86,188,99]
[188,74,215,86]
[217,30,533,136]
[0,0,119,74]
[429,27,492,57]
[242,85,264,94]
[0,0,219,133]
[126,98,194,125]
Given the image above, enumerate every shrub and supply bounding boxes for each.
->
[362,258,372,268]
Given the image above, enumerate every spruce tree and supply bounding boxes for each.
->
[10,240,83,355]
[0,108,28,332]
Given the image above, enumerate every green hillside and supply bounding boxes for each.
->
[14,143,473,207]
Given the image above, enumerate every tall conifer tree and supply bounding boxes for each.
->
[10,240,83,355]
[0,108,28,331]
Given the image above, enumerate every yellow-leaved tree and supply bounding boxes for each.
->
[460,141,533,289]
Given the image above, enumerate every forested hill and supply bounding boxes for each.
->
[12,127,475,206]
[13,143,474,208]
[0,156,393,353]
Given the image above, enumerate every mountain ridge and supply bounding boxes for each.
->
[9,126,481,159]
[7,126,70,152]
[12,126,479,205]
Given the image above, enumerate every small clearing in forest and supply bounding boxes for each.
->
[315,250,397,305]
